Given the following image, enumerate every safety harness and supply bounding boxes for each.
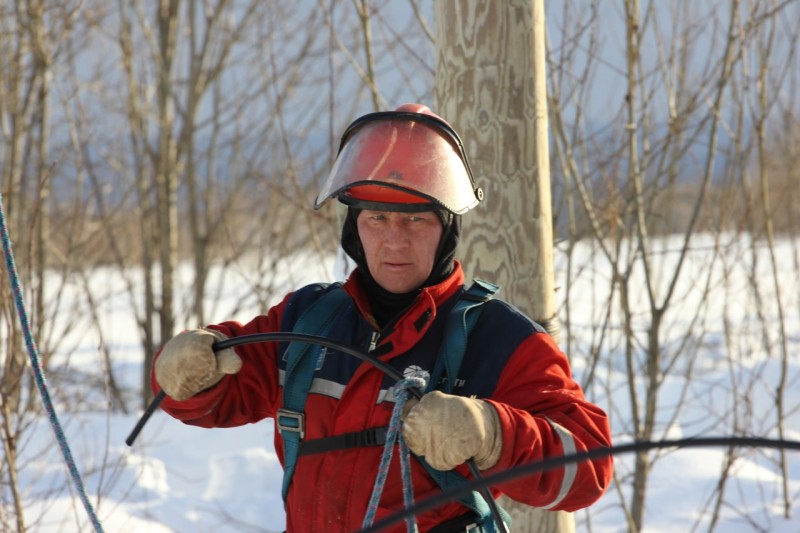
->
[277,280,511,531]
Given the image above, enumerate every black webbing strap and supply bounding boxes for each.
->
[298,426,390,456]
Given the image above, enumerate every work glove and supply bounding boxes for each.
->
[154,328,242,401]
[401,390,503,471]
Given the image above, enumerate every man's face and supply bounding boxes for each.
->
[356,210,443,294]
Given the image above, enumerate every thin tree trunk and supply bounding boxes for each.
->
[754,23,791,516]
[29,0,51,370]
[156,0,180,348]
[354,0,382,111]
[0,395,25,532]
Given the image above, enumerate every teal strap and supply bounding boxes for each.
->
[428,279,499,394]
[280,286,351,502]
[423,280,509,530]
[280,279,508,530]
[417,456,511,531]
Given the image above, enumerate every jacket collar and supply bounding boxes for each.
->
[342,261,465,354]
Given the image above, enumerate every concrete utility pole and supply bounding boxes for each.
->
[435,1,570,532]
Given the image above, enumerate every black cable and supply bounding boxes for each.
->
[128,335,800,532]
[125,332,510,533]
[125,333,415,447]
[216,333,410,386]
[359,436,800,533]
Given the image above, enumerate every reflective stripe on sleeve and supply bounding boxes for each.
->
[541,417,578,510]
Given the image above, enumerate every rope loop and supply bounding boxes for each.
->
[362,372,429,533]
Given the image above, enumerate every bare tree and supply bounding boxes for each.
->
[548,1,799,530]
[2,0,798,530]
[0,1,95,529]
[750,5,794,515]
[0,2,54,529]
[154,0,180,385]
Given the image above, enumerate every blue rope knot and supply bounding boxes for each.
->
[361,372,429,533]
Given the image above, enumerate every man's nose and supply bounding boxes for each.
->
[383,218,410,245]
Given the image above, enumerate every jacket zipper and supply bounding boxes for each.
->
[368,331,379,352]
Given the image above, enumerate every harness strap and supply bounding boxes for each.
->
[421,280,510,531]
[415,455,511,532]
[298,426,389,456]
[428,512,486,533]
[292,280,501,460]
[279,279,509,531]
[428,279,499,394]
[280,285,351,502]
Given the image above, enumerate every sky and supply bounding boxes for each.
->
[10,237,800,533]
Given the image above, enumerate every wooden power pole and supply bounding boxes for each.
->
[435,1,571,531]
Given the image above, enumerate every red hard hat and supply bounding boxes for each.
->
[315,104,483,214]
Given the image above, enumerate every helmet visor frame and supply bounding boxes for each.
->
[314,111,483,215]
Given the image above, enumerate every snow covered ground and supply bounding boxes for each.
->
[10,238,800,532]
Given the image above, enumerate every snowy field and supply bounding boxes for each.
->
[9,236,800,532]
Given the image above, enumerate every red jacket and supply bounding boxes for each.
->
[152,263,612,532]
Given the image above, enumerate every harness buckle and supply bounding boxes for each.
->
[276,409,305,439]
[464,523,480,533]
[362,426,388,447]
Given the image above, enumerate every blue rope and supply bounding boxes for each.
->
[0,193,105,533]
[362,373,428,533]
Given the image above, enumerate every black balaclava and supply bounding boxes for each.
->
[341,207,461,327]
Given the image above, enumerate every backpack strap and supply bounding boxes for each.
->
[288,280,501,460]
[419,462,511,532]
[421,279,511,531]
[427,279,499,394]
[278,279,509,530]
[279,284,351,503]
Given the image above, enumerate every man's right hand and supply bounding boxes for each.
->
[154,328,242,401]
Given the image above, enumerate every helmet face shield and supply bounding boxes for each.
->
[315,111,482,214]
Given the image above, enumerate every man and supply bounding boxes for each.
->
[153,103,613,532]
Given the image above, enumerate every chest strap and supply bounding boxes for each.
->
[298,426,389,456]
[294,281,500,461]
[280,280,509,531]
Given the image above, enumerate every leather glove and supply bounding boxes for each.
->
[401,390,502,471]
[154,328,242,401]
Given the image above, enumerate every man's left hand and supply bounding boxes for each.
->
[401,391,502,471]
